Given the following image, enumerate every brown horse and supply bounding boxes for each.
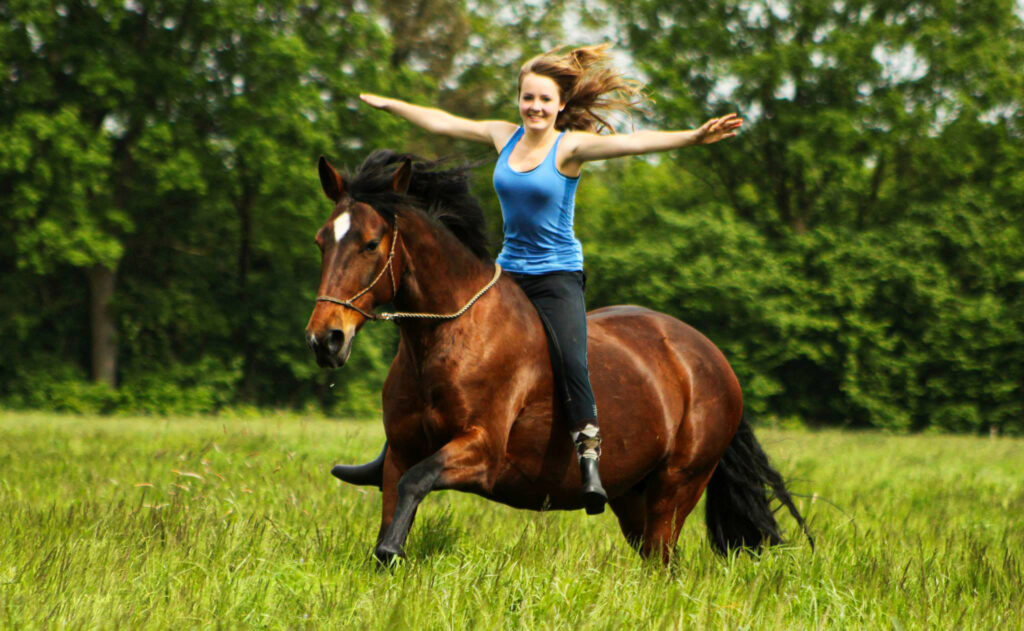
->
[306,151,811,565]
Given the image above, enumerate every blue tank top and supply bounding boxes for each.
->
[493,127,583,274]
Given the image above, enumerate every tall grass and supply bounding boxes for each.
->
[1,412,1021,629]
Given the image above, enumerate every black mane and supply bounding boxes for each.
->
[345,150,491,260]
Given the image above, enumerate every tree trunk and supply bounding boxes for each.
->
[88,264,118,387]
[235,170,258,401]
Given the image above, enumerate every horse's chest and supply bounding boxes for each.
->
[382,365,473,452]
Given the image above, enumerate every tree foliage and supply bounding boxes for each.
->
[2,0,1020,433]
[588,0,1024,432]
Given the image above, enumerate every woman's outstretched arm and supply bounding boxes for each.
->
[360,94,517,152]
[563,114,743,163]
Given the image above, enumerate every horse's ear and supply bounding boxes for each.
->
[318,156,345,202]
[391,158,412,194]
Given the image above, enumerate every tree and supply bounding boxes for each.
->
[0,0,578,415]
[593,0,1024,431]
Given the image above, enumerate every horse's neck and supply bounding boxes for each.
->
[393,211,495,325]
[390,212,547,413]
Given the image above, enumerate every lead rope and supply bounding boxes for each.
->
[315,217,502,322]
[375,262,502,321]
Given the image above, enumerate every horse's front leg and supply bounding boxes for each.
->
[374,427,491,565]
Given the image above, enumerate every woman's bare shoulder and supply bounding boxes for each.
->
[487,121,520,152]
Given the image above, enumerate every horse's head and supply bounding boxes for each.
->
[305,156,411,368]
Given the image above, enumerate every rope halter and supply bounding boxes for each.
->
[315,217,501,322]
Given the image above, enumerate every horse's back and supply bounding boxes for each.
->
[587,304,741,408]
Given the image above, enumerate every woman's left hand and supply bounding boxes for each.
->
[694,113,743,144]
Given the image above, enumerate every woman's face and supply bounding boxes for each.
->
[519,73,563,133]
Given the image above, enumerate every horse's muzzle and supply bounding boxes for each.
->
[307,328,355,368]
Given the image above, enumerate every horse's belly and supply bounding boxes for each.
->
[489,401,588,511]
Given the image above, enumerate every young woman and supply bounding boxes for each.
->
[337,44,742,514]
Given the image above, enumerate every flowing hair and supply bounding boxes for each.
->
[518,43,644,133]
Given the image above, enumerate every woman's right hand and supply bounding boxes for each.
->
[359,93,392,110]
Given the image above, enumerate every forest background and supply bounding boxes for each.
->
[2,0,1022,434]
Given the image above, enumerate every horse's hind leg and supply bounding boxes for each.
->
[639,466,715,564]
[609,486,646,550]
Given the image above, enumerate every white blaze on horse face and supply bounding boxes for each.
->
[332,212,351,243]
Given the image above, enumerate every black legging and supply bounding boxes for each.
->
[509,270,598,431]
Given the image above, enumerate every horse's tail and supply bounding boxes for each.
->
[704,416,814,555]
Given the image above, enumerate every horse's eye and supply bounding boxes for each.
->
[365,239,380,251]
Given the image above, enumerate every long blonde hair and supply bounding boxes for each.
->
[517,44,644,133]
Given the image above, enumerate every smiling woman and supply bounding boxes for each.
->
[347,43,744,518]
[514,45,641,138]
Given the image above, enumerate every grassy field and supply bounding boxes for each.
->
[1,412,1021,629]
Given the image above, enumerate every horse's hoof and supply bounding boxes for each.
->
[330,464,384,489]
[330,464,382,488]
[330,444,387,489]
[373,544,405,568]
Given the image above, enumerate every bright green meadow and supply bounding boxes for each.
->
[1,412,1021,629]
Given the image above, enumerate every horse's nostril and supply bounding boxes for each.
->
[327,329,345,354]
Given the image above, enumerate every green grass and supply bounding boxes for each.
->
[1,412,1021,629]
